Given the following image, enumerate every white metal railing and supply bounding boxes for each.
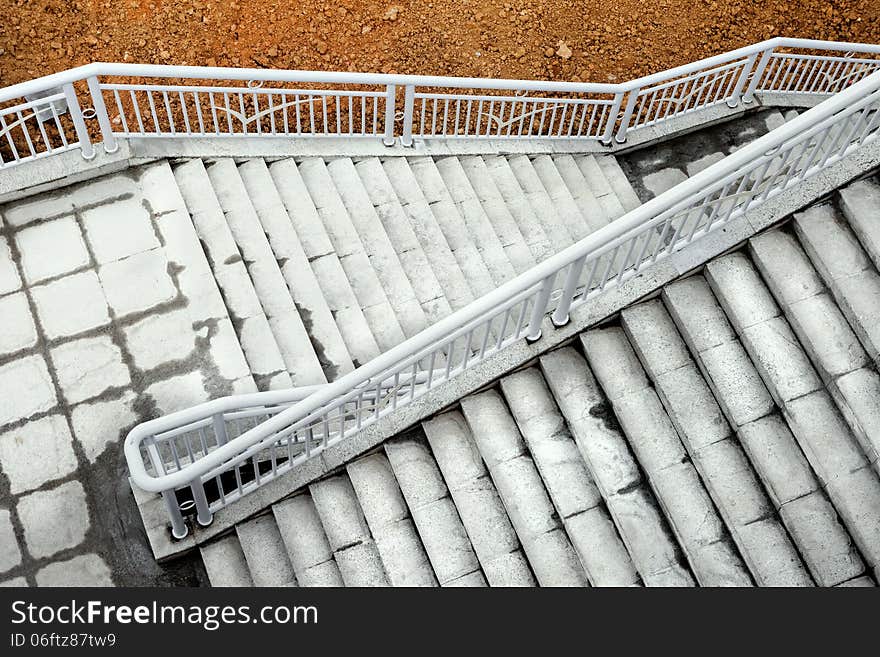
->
[120,58,880,539]
[2,37,879,170]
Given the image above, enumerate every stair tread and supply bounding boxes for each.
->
[235,514,297,587]
[501,368,640,586]
[460,390,590,587]
[327,157,430,339]
[384,433,482,585]
[422,411,536,586]
[433,156,518,284]
[172,159,290,390]
[459,155,537,274]
[346,453,437,586]
[269,158,381,368]
[206,158,326,386]
[581,327,752,586]
[380,157,475,311]
[298,158,406,355]
[273,493,343,586]
[354,157,453,323]
[238,158,355,381]
[595,154,642,212]
[552,154,611,233]
[706,252,880,572]
[506,154,576,253]
[531,154,593,242]
[407,157,498,300]
[482,155,555,262]
[200,535,253,587]
[539,345,694,586]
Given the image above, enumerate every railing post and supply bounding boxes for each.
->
[62,83,95,160]
[401,84,415,147]
[727,52,759,108]
[212,413,228,446]
[551,256,587,327]
[383,84,396,146]
[526,275,555,342]
[743,47,775,103]
[162,490,189,540]
[85,76,118,153]
[601,92,626,145]
[615,89,640,143]
[190,479,213,527]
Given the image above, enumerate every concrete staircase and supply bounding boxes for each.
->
[196,174,880,587]
[148,153,638,393]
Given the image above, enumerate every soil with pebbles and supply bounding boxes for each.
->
[1,1,878,88]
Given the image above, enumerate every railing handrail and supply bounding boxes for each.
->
[4,37,880,105]
[123,65,880,494]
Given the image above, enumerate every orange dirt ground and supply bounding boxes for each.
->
[1,1,879,88]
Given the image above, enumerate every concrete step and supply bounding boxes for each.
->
[621,299,813,586]
[380,157,475,311]
[595,154,642,212]
[580,326,753,586]
[206,158,326,387]
[668,273,867,586]
[794,203,880,362]
[839,178,880,271]
[460,390,590,586]
[458,155,537,274]
[139,162,255,393]
[353,157,453,324]
[384,432,484,586]
[706,252,880,578]
[172,159,290,391]
[268,158,382,368]
[500,368,640,586]
[326,157,429,339]
[298,158,406,355]
[530,154,593,242]
[235,513,297,586]
[407,156,498,300]
[433,156,518,284]
[505,154,576,253]
[272,493,344,586]
[552,154,611,233]
[421,411,536,586]
[481,155,555,262]
[346,453,437,586]
[539,346,694,586]
[749,227,880,467]
[309,473,390,586]
[574,154,629,221]
[200,534,253,587]
[238,158,354,381]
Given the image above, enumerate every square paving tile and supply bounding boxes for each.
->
[98,249,176,317]
[123,308,197,371]
[146,371,210,415]
[0,292,37,355]
[0,355,57,427]
[31,271,110,339]
[82,198,159,264]
[71,392,138,462]
[50,336,130,405]
[0,415,78,495]
[17,481,90,559]
[15,216,90,284]
[35,554,113,587]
